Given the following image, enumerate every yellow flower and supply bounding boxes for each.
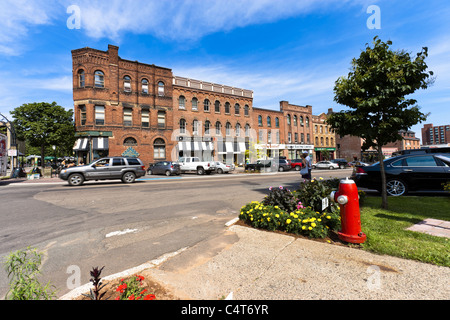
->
[267,217,271,222]
[275,214,280,218]
[319,177,323,180]
[286,219,292,224]
[308,227,312,230]
[302,226,306,230]
[317,219,321,222]
[311,223,316,227]
[293,214,298,219]
[326,216,331,219]
[274,206,279,209]
[290,212,294,216]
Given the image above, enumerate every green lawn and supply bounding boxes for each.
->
[359,196,450,267]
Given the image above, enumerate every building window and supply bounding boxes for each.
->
[141,79,149,94]
[287,114,291,126]
[78,70,85,88]
[123,108,132,126]
[193,120,199,135]
[157,111,165,128]
[236,123,241,137]
[123,76,131,92]
[245,124,250,137]
[326,137,329,146]
[80,106,86,125]
[192,97,198,111]
[153,138,166,159]
[301,133,304,143]
[234,103,240,115]
[204,99,210,112]
[94,70,104,88]
[300,116,304,126]
[215,121,221,135]
[95,105,105,125]
[315,125,318,133]
[205,121,211,135]
[276,131,280,144]
[226,122,231,136]
[179,95,186,109]
[215,100,220,113]
[158,81,165,96]
[293,115,297,126]
[307,133,310,143]
[320,137,324,146]
[141,109,149,128]
[306,117,310,127]
[268,131,272,143]
[315,137,319,145]
[258,115,263,126]
[124,137,137,146]
[180,119,186,134]
[244,105,249,116]
[267,116,271,127]
[275,117,279,128]
[225,102,230,114]
[288,132,292,143]
[295,133,298,143]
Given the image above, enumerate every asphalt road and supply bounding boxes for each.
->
[0,168,353,298]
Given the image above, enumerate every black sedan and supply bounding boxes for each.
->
[351,153,450,196]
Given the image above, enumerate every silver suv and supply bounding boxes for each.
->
[59,157,146,186]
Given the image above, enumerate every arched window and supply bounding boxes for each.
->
[245,124,250,137]
[225,122,231,136]
[179,119,186,134]
[275,117,279,128]
[215,121,221,135]
[315,137,319,145]
[236,123,241,137]
[287,114,291,125]
[204,99,210,112]
[300,116,304,126]
[193,120,199,135]
[306,116,310,127]
[215,100,220,113]
[234,103,240,115]
[224,102,230,114]
[158,81,165,96]
[94,70,104,88]
[320,137,324,146]
[123,75,131,92]
[267,116,271,127]
[205,120,211,135]
[123,137,137,146]
[244,105,249,116]
[258,115,263,126]
[293,115,297,126]
[141,79,149,94]
[78,69,85,88]
[153,138,166,159]
[192,97,198,110]
[179,95,186,109]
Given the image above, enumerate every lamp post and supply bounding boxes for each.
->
[52,145,56,165]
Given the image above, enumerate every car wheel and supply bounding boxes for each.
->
[147,169,153,175]
[197,167,205,175]
[386,179,407,196]
[295,166,300,171]
[340,165,345,169]
[312,165,316,169]
[279,166,284,172]
[217,168,223,174]
[68,173,84,186]
[165,170,171,176]
[329,166,334,170]
[122,171,136,183]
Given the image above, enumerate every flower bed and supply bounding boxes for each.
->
[239,179,342,239]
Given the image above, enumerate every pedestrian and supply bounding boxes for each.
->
[300,153,311,180]
[303,151,312,179]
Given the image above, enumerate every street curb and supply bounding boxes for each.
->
[59,247,189,300]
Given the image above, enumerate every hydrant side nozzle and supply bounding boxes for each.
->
[337,195,348,205]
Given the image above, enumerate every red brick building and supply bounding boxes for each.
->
[421,123,450,146]
[71,44,318,165]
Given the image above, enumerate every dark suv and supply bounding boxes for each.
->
[59,157,146,186]
[331,158,350,169]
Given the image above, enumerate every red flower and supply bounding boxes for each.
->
[136,275,144,282]
[140,289,147,295]
[143,294,156,300]
[128,294,135,300]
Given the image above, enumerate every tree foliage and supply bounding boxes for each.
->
[11,102,75,166]
[327,36,433,208]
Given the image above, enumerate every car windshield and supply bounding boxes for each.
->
[436,155,450,165]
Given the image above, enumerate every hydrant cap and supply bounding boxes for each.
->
[340,177,355,184]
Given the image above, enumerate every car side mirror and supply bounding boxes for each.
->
[91,164,96,168]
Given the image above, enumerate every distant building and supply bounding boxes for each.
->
[421,123,450,146]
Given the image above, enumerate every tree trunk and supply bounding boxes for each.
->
[41,144,45,168]
[378,146,388,209]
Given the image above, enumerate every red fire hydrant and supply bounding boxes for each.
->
[330,178,366,244]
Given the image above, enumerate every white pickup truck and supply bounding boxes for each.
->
[176,157,216,175]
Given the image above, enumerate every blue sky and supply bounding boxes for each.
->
[0,0,449,142]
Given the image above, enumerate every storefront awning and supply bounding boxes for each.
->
[73,138,89,151]
[93,137,109,150]
[178,141,214,152]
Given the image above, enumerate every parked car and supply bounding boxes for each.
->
[312,161,340,170]
[351,153,450,196]
[147,161,180,176]
[245,159,273,171]
[330,158,351,169]
[59,157,146,186]
[215,162,235,174]
[349,160,369,167]
[176,157,216,175]
[276,159,291,172]
[290,159,303,171]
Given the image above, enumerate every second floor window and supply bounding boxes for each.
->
[244,105,249,116]
[158,81,165,96]
[215,100,220,113]
[179,96,185,109]
[192,97,198,111]
[95,105,105,125]
[258,115,262,126]
[123,108,132,126]
[141,79,149,94]
[180,119,186,134]
[78,70,85,88]
[80,106,86,125]
[124,76,131,92]
[157,111,165,128]
[94,71,104,88]
[204,99,210,112]
[141,109,149,128]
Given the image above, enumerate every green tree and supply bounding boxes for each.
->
[326,37,433,209]
[11,102,75,167]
